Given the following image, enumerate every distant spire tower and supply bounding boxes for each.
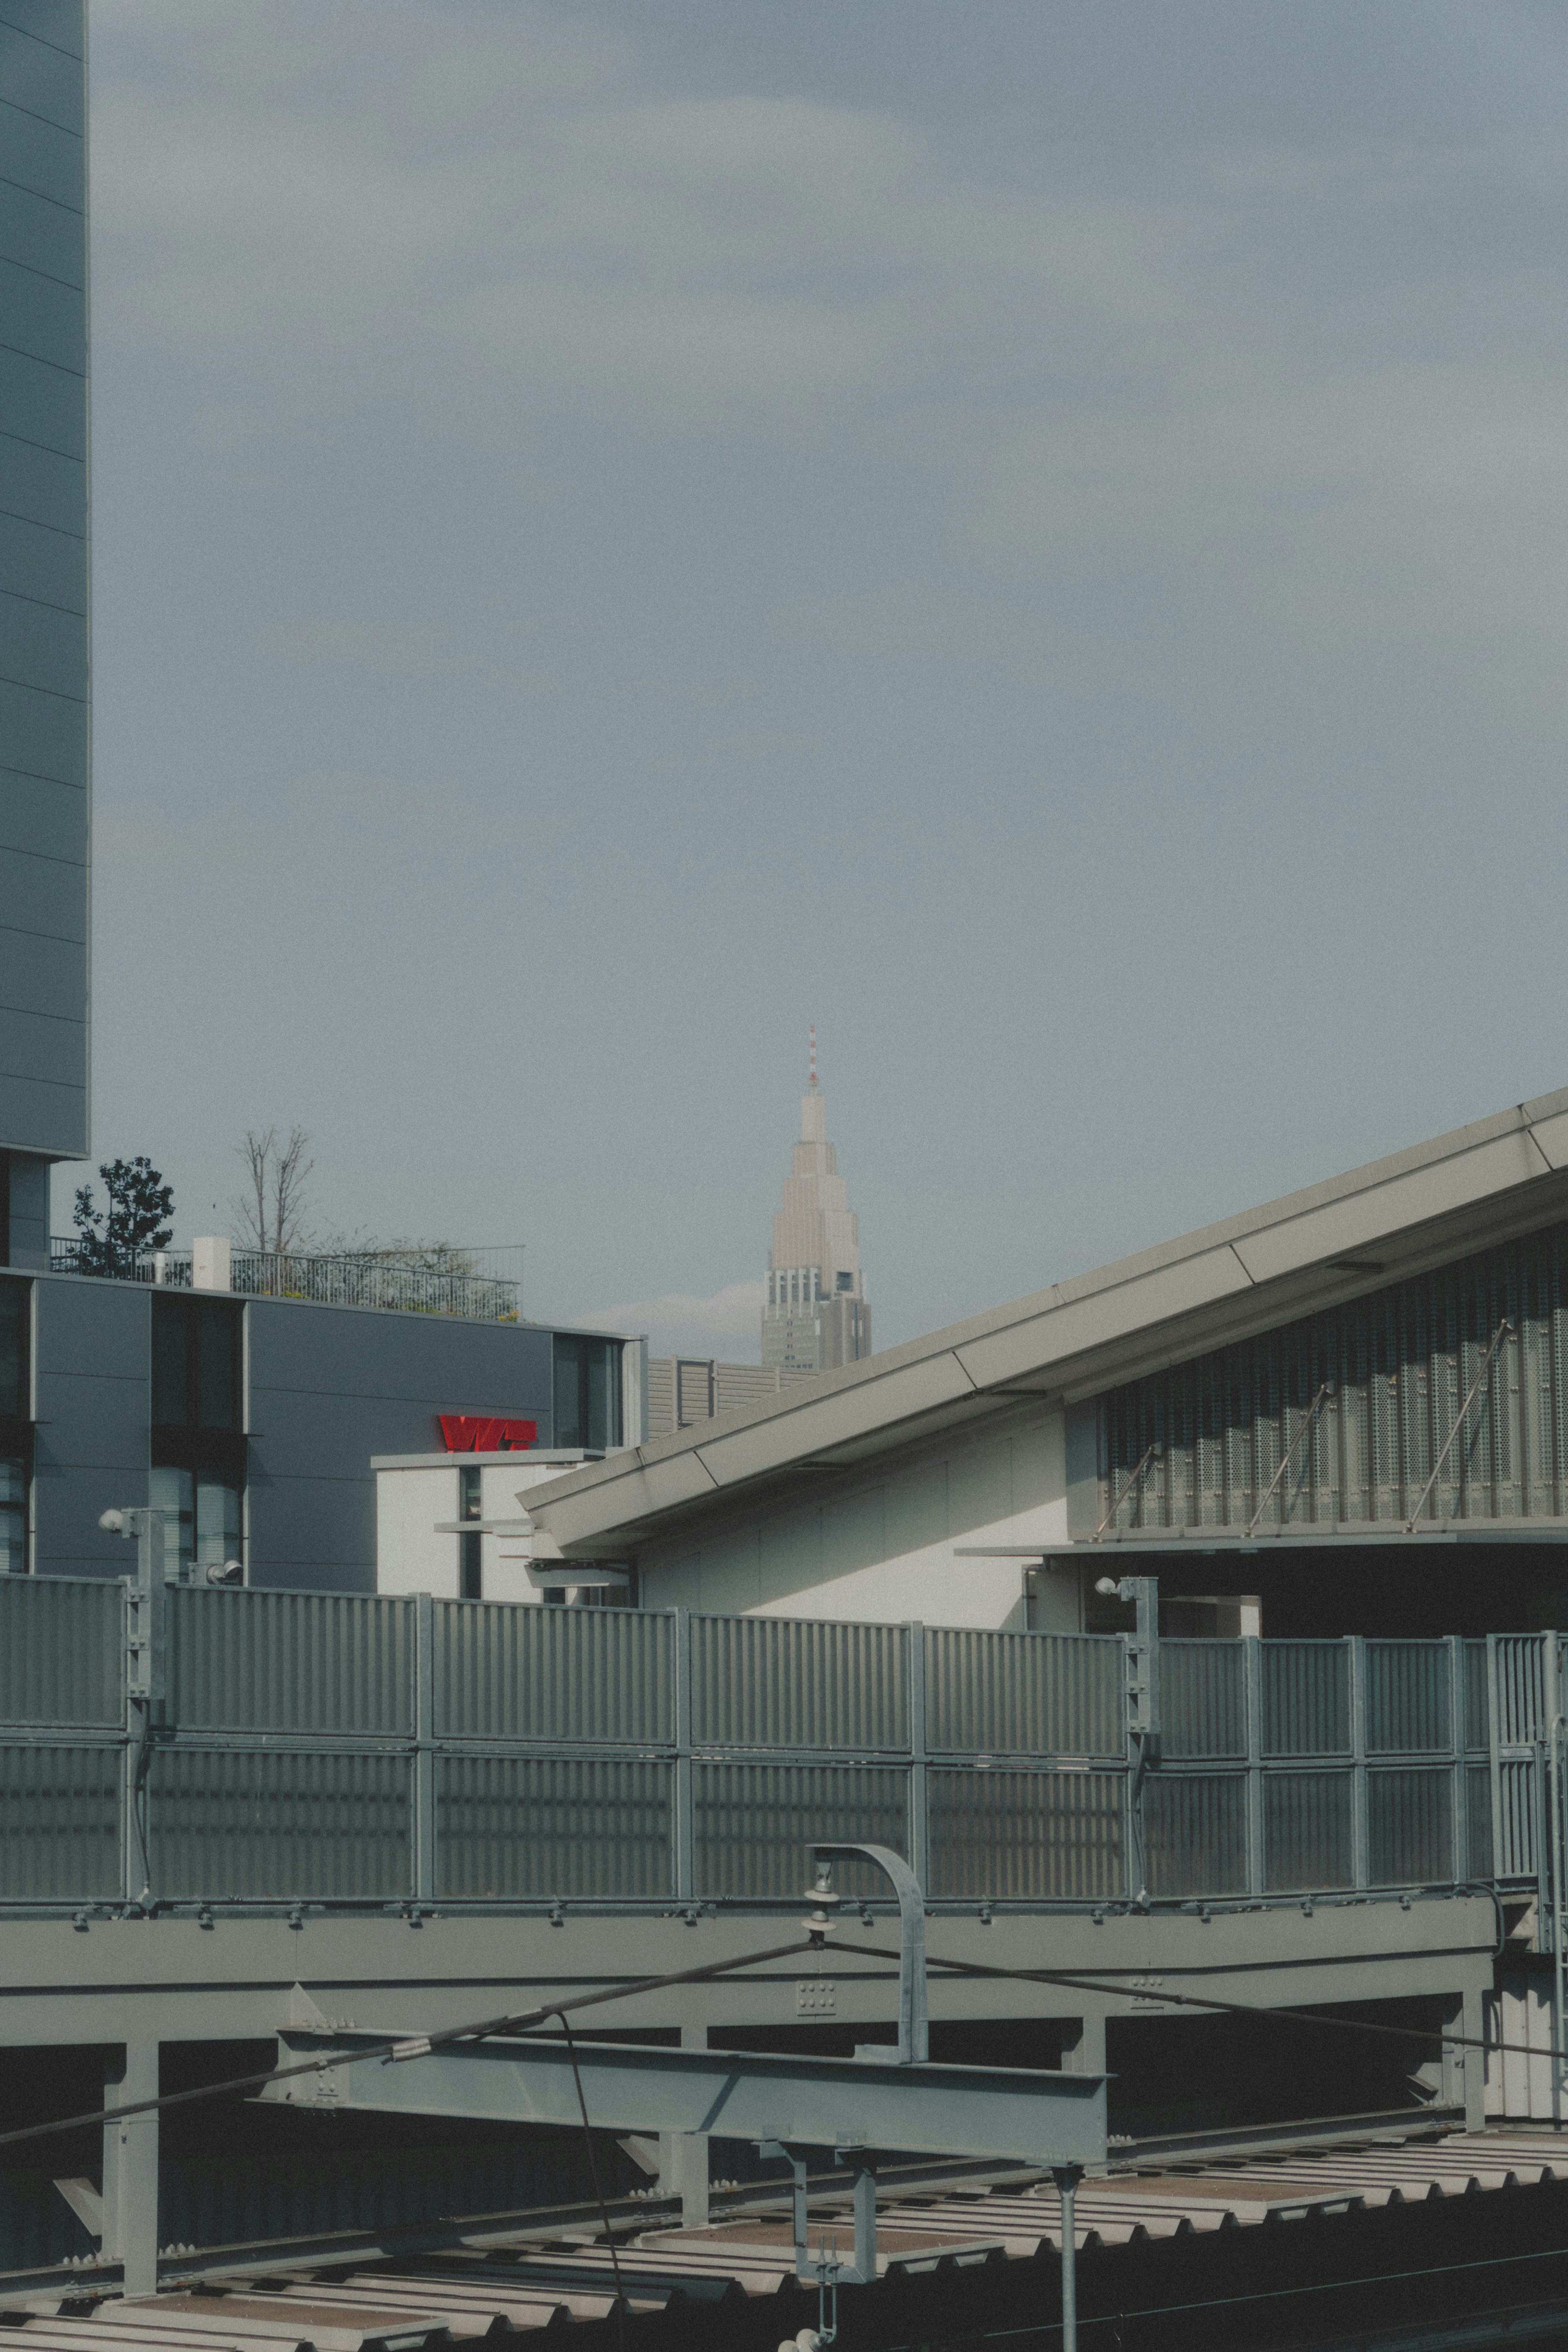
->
[760,1030,872,1375]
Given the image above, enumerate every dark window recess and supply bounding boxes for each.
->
[0,1280,28,1419]
[459,1466,482,1519]
[553,1336,621,1451]
[152,1295,241,1429]
[0,1155,9,1269]
[459,1532,481,1600]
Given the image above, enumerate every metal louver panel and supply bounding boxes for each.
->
[1096,1223,1568,1531]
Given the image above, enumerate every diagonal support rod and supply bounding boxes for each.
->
[1406,1317,1512,1532]
[1245,1382,1329,1536]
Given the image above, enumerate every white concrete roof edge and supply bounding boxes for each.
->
[521,1084,1568,1538]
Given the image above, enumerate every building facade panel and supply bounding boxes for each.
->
[0,583,85,698]
[0,430,82,533]
[0,1072,82,1155]
[0,172,84,288]
[246,1300,553,1591]
[0,346,85,459]
[0,917,85,1014]
[0,504,85,608]
[31,1278,151,1578]
[0,776,85,864]
[0,13,82,123]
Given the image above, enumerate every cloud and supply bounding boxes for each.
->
[93,1,1200,443]
[252,618,562,694]
[568,1280,766,1361]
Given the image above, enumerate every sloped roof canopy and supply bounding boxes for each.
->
[525,1088,1568,1559]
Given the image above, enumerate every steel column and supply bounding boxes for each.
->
[102,2041,158,2297]
[414,1592,436,1904]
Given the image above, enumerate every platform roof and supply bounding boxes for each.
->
[523,1086,1568,1558]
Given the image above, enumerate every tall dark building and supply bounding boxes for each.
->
[0,0,89,1266]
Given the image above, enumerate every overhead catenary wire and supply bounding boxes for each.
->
[848,1940,1556,2069]
[0,1935,818,2160]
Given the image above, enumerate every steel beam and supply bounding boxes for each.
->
[263,2027,1108,2169]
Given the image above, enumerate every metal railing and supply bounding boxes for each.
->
[48,1240,523,1322]
[0,1573,1536,1916]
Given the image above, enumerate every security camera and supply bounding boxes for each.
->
[1094,1576,1119,1596]
[205,1559,245,1585]
[98,1509,125,1535]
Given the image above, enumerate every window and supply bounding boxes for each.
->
[552,1336,622,1450]
[151,1296,245,1582]
[148,1465,242,1584]
[152,1296,240,1430]
[458,1465,482,1600]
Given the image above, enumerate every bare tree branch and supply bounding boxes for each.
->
[272,1125,314,1254]
[230,1126,313,1254]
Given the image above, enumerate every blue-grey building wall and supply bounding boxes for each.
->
[245,1298,553,1592]
[32,1271,148,1577]
[27,1277,558,1588]
[0,0,89,1168]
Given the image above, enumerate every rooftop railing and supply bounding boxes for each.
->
[47,1239,523,1322]
[0,1574,1547,1919]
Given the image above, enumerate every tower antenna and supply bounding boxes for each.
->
[808,1025,817,1092]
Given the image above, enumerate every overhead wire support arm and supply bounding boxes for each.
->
[1245,1381,1331,1538]
[1405,1316,1512,1533]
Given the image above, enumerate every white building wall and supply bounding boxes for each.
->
[373,1453,601,1602]
[635,1404,1074,1632]
[376,1467,456,1597]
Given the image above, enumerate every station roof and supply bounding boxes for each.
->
[524,1086,1568,1559]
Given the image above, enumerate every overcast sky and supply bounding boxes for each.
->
[82,0,1568,1355]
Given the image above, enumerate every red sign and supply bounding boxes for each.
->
[438,1414,538,1454]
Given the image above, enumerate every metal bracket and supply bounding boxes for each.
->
[807,1841,928,2064]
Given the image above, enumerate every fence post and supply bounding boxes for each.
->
[121,1509,171,1907]
[674,1609,694,1902]
[907,1623,929,1892]
[1244,1635,1264,1897]
[1448,1635,1467,1882]
[1349,1635,1368,1890]
[414,1592,436,1904]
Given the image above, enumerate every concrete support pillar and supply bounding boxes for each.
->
[659,2025,708,2227]
[102,2043,159,2296]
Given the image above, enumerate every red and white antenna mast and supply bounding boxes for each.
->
[808,1024,818,1091]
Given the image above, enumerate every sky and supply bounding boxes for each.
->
[80,0,1568,1358]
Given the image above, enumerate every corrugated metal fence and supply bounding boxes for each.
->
[0,1579,1548,1912]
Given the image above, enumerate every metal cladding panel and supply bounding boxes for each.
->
[1365,1643,1452,1754]
[1464,1643,1490,1749]
[692,1761,907,1899]
[1263,1770,1353,1891]
[1494,1756,1537,1879]
[434,1602,672,1743]
[690,1614,907,1751]
[0,1743,118,1898]
[929,1767,1123,1899]
[0,1575,118,1725]
[1093,1222,1568,1530]
[1368,1767,1454,1886]
[148,1749,411,1899]
[1468,1763,1494,1876]
[1162,1642,1247,1759]
[1493,1635,1549,1744]
[1262,1642,1350,1756]
[925,1629,1122,1757]
[436,1756,672,1899]
[1145,1774,1247,1897]
[169,1589,413,1734]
